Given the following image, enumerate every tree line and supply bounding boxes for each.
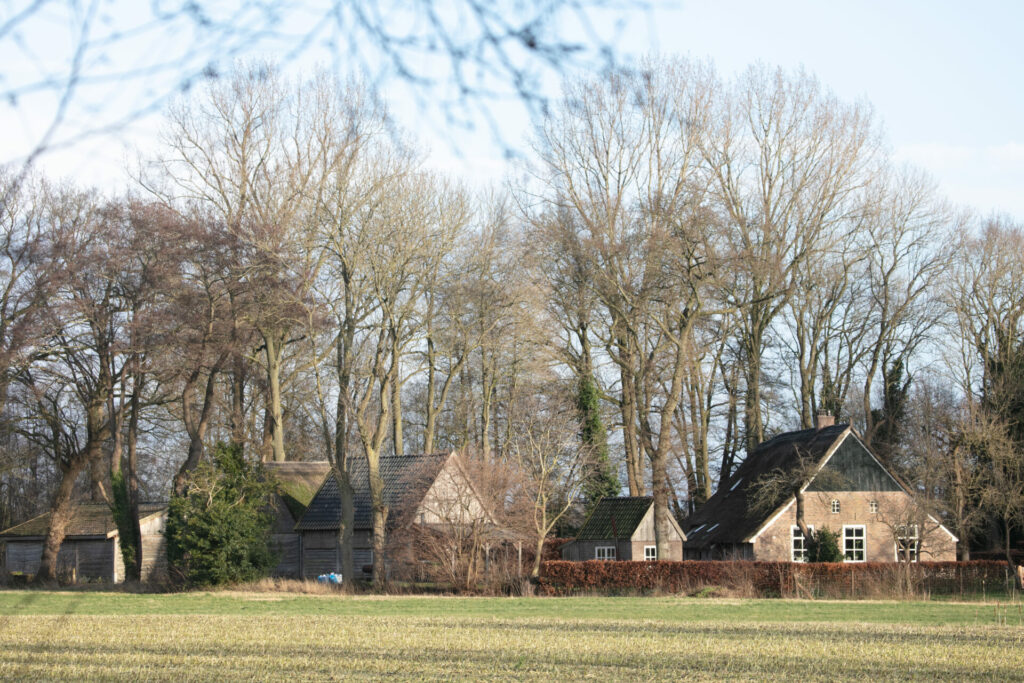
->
[1,58,1021,582]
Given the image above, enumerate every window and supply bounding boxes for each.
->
[791,525,815,562]
[869,500,878,514]
[831,499,841,514]
[843,525,866,562]
[644,545,657,561]
[595,546,616,561]
[896,525,919,562]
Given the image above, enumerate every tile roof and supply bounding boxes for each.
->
[263,461,332,519]
[684,424,849,548]
[575,497,653,540]
[0,503,166,539]
[295,453,451,532]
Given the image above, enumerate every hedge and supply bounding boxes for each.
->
[537,560,1013,598]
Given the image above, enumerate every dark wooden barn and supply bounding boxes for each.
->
[0,503,168,582]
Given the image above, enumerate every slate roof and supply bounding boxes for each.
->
[684,424,850,549]
[264,461,332,520]
[575,497,653,540]
[295,453,451,532]
[0,503,166,539]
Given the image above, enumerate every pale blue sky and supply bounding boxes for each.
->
[4,1,1022,217]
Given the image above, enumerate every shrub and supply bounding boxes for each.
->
[165,443,277,587]
[808,527,843,562]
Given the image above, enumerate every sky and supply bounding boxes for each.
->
[3,0,1023,219]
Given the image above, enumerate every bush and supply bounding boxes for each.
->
[165,443,277,587]
[808,528,843,562]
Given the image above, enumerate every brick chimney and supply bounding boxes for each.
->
[815,410,835,430]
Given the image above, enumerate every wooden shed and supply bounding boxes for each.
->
[263,461,331,577]
[0,503,168,583]
[561,497,687,562]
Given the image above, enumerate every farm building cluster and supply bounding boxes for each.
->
[0,419,957,584]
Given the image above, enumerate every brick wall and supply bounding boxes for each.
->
[753,491,956,562]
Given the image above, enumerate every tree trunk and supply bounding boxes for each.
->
[125,374,143,581]
[531,535,545,579]
[230,351,247,448]
[392,382,403,456]
[620,364,644,496]
[368,458,387,587]
[263,332,287,462]
[37,458,88,581]
[174,364,220,495]
[332,466,355,583]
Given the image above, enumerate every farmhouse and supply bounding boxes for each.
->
[0,503,168,582]
[263,460,331,577]
[684,417,958,562]
[294,452,496,579]
[561,496,687,561]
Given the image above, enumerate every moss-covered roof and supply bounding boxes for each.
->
[264,461,332,520]
[575,497,653,540]
[0,503,166,539]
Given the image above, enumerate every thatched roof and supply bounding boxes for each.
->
[295,453,452,532]
[264,461,332,520]
[0,503,166,540]
[684,424,850,549]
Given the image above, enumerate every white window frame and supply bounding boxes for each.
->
[842,525,866,562]
[791,525,814,563]
[895,524,919,562]
[869,500,878,514]
[830,499,841,514]
[643,545,657,561]
[595,546,616,561]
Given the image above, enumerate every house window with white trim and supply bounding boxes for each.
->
[831,499,841,514]
[869,500,878,514]
[595,546,616,561]
[896,524,919,562]
[644,545,657,561]
[791,525,814,562]
[843,525,865,562]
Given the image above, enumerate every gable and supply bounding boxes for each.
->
[806,433,903,492]
[415,458,494,525]
[629,505,686,542]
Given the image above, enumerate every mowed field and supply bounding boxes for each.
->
[0,592,1021,680]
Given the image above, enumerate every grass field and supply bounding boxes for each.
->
[0,591,1022,680]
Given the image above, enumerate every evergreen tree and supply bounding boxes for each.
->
[165,443,276,586]
[577,374,619,513]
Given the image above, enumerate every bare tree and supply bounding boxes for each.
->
[702,63,880,458]
[17,187,125,581]
[509,393,593,578]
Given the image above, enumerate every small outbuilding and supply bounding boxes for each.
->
[0,503,168,582]
[561,496,687,562]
